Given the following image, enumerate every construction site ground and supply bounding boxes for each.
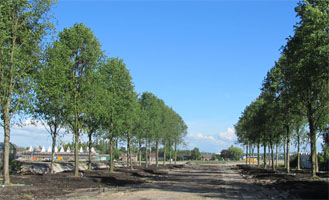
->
[0,161,328,200]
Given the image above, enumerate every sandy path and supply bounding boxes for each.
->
[65,163,290,200]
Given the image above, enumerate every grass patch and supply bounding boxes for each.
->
[191,161,223,165]
[22,193,34,199]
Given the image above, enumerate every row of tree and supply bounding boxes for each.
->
[235,0,328,176]
[0,0,187,185]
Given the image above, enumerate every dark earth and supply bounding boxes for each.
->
[0,162,328,200]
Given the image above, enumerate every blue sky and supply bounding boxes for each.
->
[3,0,320,153]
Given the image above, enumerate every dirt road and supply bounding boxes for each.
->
[66,163,291,200]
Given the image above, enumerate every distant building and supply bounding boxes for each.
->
[201,153,213,161]
[149,152,164,161]
[17,146,98,161]
[119,153,138,162]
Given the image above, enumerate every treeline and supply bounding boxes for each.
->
[0,0,187,185]
[235,0,328,176]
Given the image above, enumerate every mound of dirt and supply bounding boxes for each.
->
[237,164,329,200]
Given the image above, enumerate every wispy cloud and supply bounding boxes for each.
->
[219,127,236,141]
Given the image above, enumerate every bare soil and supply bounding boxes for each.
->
[0,162,328,200]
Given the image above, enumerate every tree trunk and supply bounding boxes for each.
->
[275,144,279,167]
[248,144,251,165]
[257,143,260,167]
[271,142,274,170]
[156,141,159,167]
[251,146,254,165]
[163,141,166,166]
[174,141,177,164]
[145,139,148,167]
[74,131,79,177]
[246,143,248,165]
[127,132,133,169]
[307,103,317,176]
[286,125,290,173]
[169,141,172,164]
[3,109,11,185]
[283,137,287,168]
[138,141,142,166]
[109,128,114,173]
[297,131,301,170]
[127,133,130,167]
[264,144,267,168]
[148,140,151,165]
[73,81,79,177]
[315,151,319,173]
[268,145,271,168]
[51,131,57,174]
[88,132,92,170]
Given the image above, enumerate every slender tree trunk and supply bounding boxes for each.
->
[307,103,317,176]
[275,144,279,167]
[257,142,260,167]
[246,143,248,165]
[109,127,114,173]
[156,141,159,167]
[169,141,172,164]
[2,29,17,185]
[149,140,151,165]
[283,137,287,168]
[74,131,79,176]
[271,142,274,170]
[297,131,301,170]
[248,144,251,165]
[315,151,319,173]
[127,132,133,169]
[138,141,142,166]
[174,141,177,164]
[145,139,148,167]
[88,133,92,170]
[3,108,11,184]
[51,131,57,174]
[286,125,290,173]
[268,145,271,168]
[163,141,166,166]
[127,133,130,167]
[251,146,254,165]
[73,84,79,177]
[264,144,267,168]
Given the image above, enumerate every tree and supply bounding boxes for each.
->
[220,150,231,160]
[34,42,69,174]
[0,0,55,184]
[191,147,201,160]
[228,146,244,161]
[53,23,102,177]
[138,92,158,167]
[174,117,187,164]
[121,92,138,170]
[282,0,329,175]
[98,58,135,173]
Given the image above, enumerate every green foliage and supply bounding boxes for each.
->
[228,146,245,161]
[0,0,55,184]
[212,154,221,160]
[191,147,201,160]
[10,160,22,172]
[235,0,329,174]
